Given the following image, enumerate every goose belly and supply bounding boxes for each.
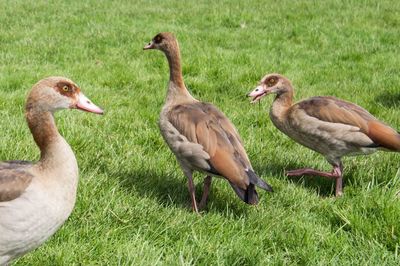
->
[0,180,76,263]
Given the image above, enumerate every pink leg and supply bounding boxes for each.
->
[334,165,343,197]
[187,174,199,213]
[198,176,212,210]
[286,164,344,197]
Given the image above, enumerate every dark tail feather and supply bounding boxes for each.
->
[229,182,259,205]
[246,169,273,192]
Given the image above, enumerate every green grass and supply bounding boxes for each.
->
[1,0,400,264]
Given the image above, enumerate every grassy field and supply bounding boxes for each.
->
[1,0,400,265]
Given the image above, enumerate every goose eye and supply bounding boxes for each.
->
[62,86,69,92]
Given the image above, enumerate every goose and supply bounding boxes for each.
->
[0,77,103,265]
[144,32,272,213]
[248,73,400,196]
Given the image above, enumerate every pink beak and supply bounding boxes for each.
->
[143,41,155,50]
[248,85,267,103]
[76,93,104,114]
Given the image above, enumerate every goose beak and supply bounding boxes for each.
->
[143,41,155,50]
[248,85,268,103]
[75,93,104,115]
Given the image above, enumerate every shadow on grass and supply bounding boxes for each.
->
[375,91,400,108]
[254,160,359,197]
[116,167,251,217]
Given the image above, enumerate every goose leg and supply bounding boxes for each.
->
[186,173,199,213]
[333,164,343,197]
[198,176,212,210]
[286,168,338,179]
[286,163,344,196]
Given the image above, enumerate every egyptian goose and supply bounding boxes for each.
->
[144,32,272,213]
[248,73,400,196]
[0,77,103,264]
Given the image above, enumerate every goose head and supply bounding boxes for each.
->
[143,32,178,53]
[26,77,104,114]
[248,73,292,103]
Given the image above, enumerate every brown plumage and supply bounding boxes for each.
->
[144,32,272,212]
[0,161,33,202]
[248,73,400,196]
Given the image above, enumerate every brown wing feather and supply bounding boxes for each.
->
[297,96,374,132]
[367,120,400,151]
[167,102,250,188]
[0,161,34,202]
[205,104,251,164]
[297,96,400,150]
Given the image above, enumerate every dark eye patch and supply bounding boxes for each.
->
[56,82,75,97]
[266,77,278,87]
[154,34,163,44]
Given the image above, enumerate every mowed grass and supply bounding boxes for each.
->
[0,0,400,264]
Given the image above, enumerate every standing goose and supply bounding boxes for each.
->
[0,77,103,265]
[144,32,272,213]
[248,73,400,196]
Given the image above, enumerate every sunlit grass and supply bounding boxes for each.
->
[0,0,399,264]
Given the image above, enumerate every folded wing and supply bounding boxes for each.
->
[0,161,33,202]
[296,96,400,151]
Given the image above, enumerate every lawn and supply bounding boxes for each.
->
[1,0,400,265]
